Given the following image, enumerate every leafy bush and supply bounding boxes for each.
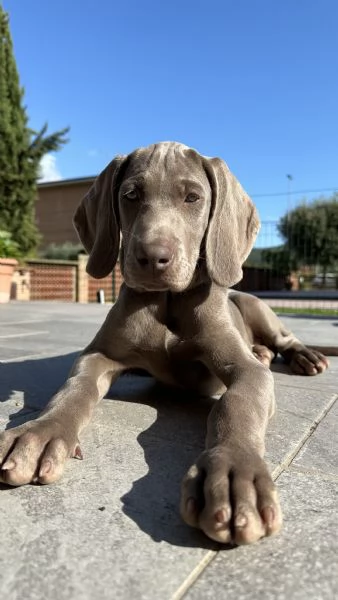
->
[39,242,85,260]
[0,230,21,258]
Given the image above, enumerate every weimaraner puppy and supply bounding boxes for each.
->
[1,142,336,545]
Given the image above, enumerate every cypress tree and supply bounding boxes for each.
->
[0,6,69,256]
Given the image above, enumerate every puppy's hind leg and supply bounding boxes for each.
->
[245,297,330,376]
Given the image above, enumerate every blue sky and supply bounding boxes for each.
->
[3,0,338,234]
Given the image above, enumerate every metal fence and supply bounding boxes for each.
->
[255,221,283,250]
[248,221,338,313]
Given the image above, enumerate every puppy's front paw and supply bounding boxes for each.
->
[180,445,282,545]
[0,419,81,486]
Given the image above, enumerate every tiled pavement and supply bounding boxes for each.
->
[0,302,337,600]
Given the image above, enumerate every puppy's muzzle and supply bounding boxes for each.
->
[135,239,175,274]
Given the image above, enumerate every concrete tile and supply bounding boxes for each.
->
[292,397,338,476]
[185,470,338,600]
[1,334,82,359]
[265,409,313,473]
[0,346,39,360]
[0,393,216,600]
[279,316,338,347]
[265,385,336,472]
[0,300,111,325]
[273,380,336,423]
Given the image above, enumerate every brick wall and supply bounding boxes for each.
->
[19,257,123,303]
[88,274,114,302]
[113,263,124,298]
[27,260,77,301]
[88,263,123,302]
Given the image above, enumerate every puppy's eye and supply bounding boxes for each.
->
[124,189,138,201]
[185,193,200,203]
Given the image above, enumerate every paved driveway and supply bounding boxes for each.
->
[1,302,337,600]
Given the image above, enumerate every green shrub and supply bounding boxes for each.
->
[0,230,21,258]
[39,242,85,261]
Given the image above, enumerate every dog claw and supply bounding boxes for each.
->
[186,497,197,515]
[73,445,83,460]
[261,506,275,527]
[2,458,16,471]
[39,460,52,477]
[215,508,228,524]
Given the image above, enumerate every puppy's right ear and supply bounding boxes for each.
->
[73,155,126,278]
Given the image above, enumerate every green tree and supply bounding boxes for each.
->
[0,6,69,256]
[278,195,338,281]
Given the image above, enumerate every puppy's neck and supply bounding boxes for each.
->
[163,281,211,335]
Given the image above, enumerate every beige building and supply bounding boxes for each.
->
[36,177,95,249]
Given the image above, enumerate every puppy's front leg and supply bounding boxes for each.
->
[181,335,282,545]
[0,352,124,486]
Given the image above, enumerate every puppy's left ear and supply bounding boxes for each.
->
[203,156,260,287]
[73,155,126,278]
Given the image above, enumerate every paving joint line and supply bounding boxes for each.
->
[0,347,83,364]
[0,319,48,326]
[0,330,49,339]
[170,550,218,600]
[272,392,338,480]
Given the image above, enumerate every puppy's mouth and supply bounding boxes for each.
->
[130,281,171,292]
[124,271,191,294]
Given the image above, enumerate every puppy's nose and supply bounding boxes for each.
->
[136,240,174,271]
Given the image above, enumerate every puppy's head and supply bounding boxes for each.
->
[73,142,260,292]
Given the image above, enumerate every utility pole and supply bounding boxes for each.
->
[286,174,293,279]
[286,174,293,213]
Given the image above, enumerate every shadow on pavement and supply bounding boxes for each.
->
[108,379,220,549]
[0,355,218,548]
[0,352,80,427]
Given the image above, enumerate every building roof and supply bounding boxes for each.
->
[37,176,96,189]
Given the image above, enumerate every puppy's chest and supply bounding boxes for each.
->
[163,292,201,338]
[133,306,217,392]
[130,297,199,371]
